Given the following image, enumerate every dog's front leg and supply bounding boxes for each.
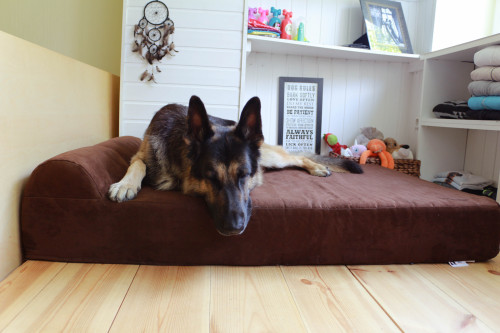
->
[260,143,331,177]
[108,154,146,202]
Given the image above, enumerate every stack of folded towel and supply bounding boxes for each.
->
[467,45,500,120]
[433,171,493,191]
[248,19,281,38]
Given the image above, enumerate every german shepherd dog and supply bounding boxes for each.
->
[109,96,362,236]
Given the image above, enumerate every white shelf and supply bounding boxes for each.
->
[247,35,420,63]
[420,118,500,131]
[421,33,500,62]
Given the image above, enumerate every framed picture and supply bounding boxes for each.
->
[278,77,323,154]
[360,0,413,54]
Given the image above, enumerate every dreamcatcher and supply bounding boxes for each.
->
[133,0,178,83]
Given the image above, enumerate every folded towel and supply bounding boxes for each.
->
[474,45,500,67]
[470,66,500,81]
[467,109,500,120]
[248,19,281,33]
[468,96,500,110]
[468,81,500,96]
[432,100,471,119]
[433,171,493,191]
[248,30,280,38]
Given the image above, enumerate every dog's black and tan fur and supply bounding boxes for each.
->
[109,96,362,235]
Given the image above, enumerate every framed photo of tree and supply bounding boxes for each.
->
[278,77,323,154]
[360,0,413,54]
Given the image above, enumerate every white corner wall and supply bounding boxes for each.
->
[120,0,245,138]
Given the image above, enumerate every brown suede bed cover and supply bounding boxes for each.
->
[21,136,500,265]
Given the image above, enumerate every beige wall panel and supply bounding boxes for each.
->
[0,31,119,280]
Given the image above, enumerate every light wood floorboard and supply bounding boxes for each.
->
[1,263,138,333]
[110,266,210,333]
[210,266,307,333]
[348,264,493,332]
[0,255,498,332]
[281,265,399,332]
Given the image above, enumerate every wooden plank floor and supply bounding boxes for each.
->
[0,256,499,332]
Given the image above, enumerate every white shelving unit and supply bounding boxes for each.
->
[247,35,420,63]
[247,33,500,203]
[417,33,500,203]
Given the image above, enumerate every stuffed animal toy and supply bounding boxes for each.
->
[350,142,367,157]
[360,139,394,169]
[323,133,347,155]
[383,137,399,154]
[355,127,384,146]
[341,147,353,157]
[392,147,414,160]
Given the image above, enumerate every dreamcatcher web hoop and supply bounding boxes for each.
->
[144,1,169,25]
[133,0,178,83]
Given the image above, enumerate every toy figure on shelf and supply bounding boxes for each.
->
[360,139,394,169]
[323,133,347,155]
[268,7,281,28]
[257,7,269,25]
[280,9,293,40]
[292,17,308,42]
[248,7,258,20]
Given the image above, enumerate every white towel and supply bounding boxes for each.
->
[474,45,500,67]
[468,80,500,96]
[433,171,493,190]
[471,66,500,82]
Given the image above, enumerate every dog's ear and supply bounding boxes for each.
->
[187,95,214,142]
[235,97,264,144]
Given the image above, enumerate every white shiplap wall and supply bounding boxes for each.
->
[120,0,244,138]
[465,130,500,187]
[245,0,424,154]
[245,53,415,154]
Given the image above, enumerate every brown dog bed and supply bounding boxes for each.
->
[20,136,500,265]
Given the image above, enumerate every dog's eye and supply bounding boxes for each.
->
[237,170,249,179]
[205,169,216,179]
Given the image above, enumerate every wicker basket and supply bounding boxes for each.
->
[329,152,421,177]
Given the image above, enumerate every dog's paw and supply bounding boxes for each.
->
[108,181,141,202]
[310,166,331,177]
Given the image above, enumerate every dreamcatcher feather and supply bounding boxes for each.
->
[133,1,178,83]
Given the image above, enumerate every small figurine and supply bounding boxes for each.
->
[248,7,258,20]
[257,7,269,25]
[268,7,281,28]
[297,22,305,41]
[323,133,347,155]
[280,9,293,40]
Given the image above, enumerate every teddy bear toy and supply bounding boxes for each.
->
[360,139,394,169]
[355,127,384,146]
[323,133,347,155]
[383,137,400,154]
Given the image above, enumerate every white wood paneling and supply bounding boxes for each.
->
[127,0,244,11]
[245,52,414,153]
[125,8,243,30]
[465,130,500,186]
[120,0,245,138]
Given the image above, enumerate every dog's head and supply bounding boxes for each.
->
[185,96,264,236]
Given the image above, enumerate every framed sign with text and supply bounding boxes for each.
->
[278,77,323,154]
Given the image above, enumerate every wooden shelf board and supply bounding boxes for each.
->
[421,33,500,62]
[420,118,500,131]
[247,35,420,63]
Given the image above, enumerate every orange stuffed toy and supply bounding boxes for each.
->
[359,139,394,169]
